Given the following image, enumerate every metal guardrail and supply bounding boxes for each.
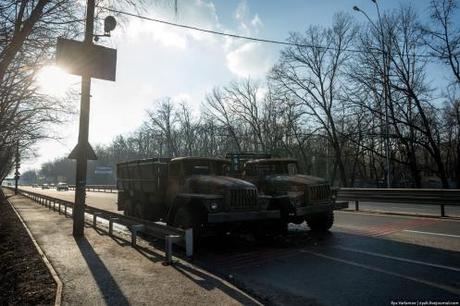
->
[337,188,460,217]
[13,188,193,263]
[68,185,117,193]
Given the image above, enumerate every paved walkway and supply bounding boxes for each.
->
[8,192,259,306]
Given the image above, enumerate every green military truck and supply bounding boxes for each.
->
[116,157,281,241]
[226,153,348,232]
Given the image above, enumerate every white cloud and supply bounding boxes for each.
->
[223,0,274,77]
[251,14,263,29]
[226,42,275,78]
[27,0,278,169]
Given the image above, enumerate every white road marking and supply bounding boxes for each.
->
[300,250,460,296]
[332,246,460,272]
[403,230,460,239]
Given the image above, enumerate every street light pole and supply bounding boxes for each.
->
[73,0,95,237]
[353,1,391,188]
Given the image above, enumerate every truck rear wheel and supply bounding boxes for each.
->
[306,210,334,232]
[173,207,202,244]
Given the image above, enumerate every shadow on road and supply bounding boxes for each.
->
[172,262,261,305]
[75,236,130,305]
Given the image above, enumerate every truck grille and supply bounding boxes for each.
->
[307,185,330,203]
[229,189,258,209]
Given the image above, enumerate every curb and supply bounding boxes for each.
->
[6,194,63,306]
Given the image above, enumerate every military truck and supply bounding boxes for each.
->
[116,157,281,241]
[226,153,348,232]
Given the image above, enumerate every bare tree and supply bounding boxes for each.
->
[204,88,242,152]
[270,13,357,186]
[422,0,460,85]
[146,98,178,157]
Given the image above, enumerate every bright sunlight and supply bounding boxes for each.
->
[36,65,77,97]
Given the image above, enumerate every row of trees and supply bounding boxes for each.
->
[21,1,460,188]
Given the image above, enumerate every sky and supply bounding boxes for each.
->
[25,0,453,171]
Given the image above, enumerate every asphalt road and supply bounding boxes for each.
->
[21,186,119,213]
[21,186,460,305]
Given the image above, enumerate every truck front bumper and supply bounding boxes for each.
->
[208,210,280,223]
[292,201,349,216]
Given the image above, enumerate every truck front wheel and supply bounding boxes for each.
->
[306,210,334,232]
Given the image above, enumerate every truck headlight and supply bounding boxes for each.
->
[210,202,219,211]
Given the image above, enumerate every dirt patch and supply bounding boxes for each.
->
[0,191,56,305]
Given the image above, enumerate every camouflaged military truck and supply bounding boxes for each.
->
[226,153,348,232]
[116,157,281,241]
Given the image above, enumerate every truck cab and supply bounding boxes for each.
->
[117,157,281,241]
[226,153,348,231]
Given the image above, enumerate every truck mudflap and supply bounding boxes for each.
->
[293,201,349,216]
[208,210,280,223]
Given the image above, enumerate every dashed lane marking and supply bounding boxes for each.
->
[403,230,460,239]
[300,249,460,296]
[332,246,460,272]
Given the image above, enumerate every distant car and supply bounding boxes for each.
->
[56,182,69,191]
[41,184,49,189]
[32,184,39,188]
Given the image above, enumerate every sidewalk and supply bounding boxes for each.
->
[8,192,260,306]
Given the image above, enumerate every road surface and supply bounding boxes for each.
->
[20,186,460,305]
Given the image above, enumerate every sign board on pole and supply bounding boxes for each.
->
[94,166,113,175]
[56,38,117,81]
[68,142,98,160]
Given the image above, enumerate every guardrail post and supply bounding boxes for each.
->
[64,203,67,216]
[441,204,446,217]
[185,228,193,258]
[108,217,119,236]
[165,235,181,265]
[93,213,101,228]
[58,202,62,214]
[131,224,145,247]
[355,200,359,211]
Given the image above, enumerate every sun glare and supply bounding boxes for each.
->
[36,65,77,97]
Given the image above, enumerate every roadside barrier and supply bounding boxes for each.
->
[337,188,460,217]
[13,188,193,263]
[68,185,116,193]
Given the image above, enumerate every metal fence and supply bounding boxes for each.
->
[337,188,460,217]
[14,188,193,263]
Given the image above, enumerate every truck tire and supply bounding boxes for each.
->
[173,207,202,244]
[306,210,334,232]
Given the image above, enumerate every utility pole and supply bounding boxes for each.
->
[73,0,95,237]
[14,141,20,195]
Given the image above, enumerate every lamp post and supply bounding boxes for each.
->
[353,1,391,188]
